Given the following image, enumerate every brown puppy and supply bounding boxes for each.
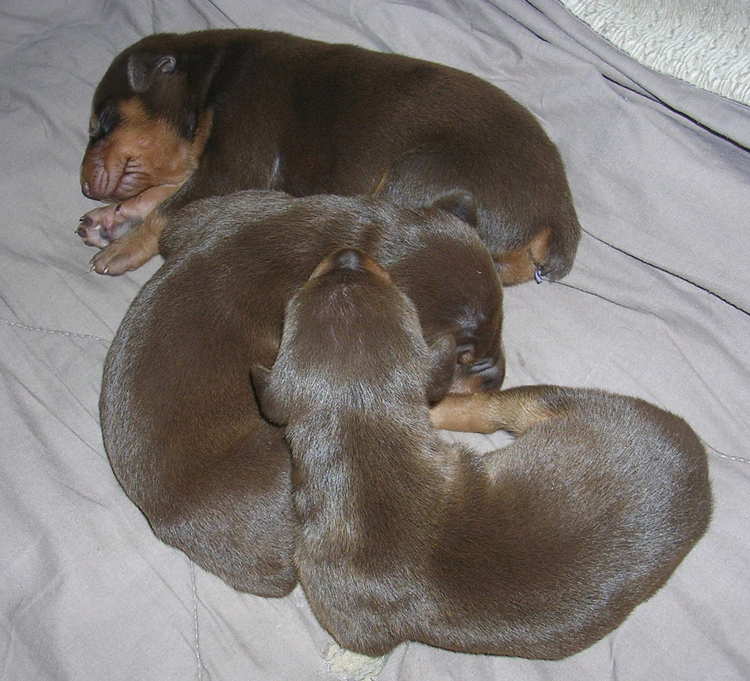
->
[100,190,503,597]
[252,249,711,658]
[77,28,580,283]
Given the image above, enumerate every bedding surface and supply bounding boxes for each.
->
[1,1,748,680]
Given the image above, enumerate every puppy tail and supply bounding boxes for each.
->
[430,385,568,435]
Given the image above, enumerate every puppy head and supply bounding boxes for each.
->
[397,207,505,394]
[251,248,457,425]
[81,34,216,201]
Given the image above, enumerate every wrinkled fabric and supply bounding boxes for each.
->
[1,1,748,680]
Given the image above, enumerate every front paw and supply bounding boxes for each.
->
[76,203,136,248]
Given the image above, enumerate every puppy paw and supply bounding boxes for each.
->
[534,247,575,283]
[534,212,581,282]
[76,203,137,248]
[496,223,579,285]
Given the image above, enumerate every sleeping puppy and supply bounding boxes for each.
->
[251,248,712,658]
[100,190,503,597]
[77,28,580,283]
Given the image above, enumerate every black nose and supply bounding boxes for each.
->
[479,365,503,391]
[469,357,505,391]
[468,358,493,374]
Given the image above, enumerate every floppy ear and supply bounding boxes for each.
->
[432,190,478,227]
[250,364,288,426]
[127,52,177,93]
[425,334,458,404]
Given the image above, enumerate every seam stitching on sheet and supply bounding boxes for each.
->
[189,559,205,681]
[0,317,110,345]
[572,229,748,312]
[705,442,750,465]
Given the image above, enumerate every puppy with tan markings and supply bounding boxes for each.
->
[77,28,580,282]
[100,190,502,597]
[252,248,711,658]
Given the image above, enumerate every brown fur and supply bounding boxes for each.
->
[100,190,503,597]
[77,28,580,282]
[253,250,712,658]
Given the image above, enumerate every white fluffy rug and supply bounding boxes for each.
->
[560,0,750,104]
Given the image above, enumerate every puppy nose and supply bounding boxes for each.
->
[468,358,493,374]
[468,358,505,391]
[479,365,503,391]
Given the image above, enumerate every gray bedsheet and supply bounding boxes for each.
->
[2,1,748,679]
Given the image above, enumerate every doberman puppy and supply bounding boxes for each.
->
[77,28,580,283]
[252,248,712,658]
[100,190,503,597]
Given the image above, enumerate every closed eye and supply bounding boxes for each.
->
[89,102,120,142]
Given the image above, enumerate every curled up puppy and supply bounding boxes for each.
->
[251,248,712,659]
[100,190,503,598]
[76,28,580,281]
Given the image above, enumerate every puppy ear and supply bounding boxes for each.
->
[425,333,458,404]
[250,364,288,426]
[127,52,177,93]
[432,190,478,227]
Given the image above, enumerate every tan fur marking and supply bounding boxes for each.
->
[431,392,497,433]
[359,256,392,282]
[310,250,392,282]
[495,227,552,285]
[115,98,200,186]
[431,390,556,435]
[119,184,182,220]
[528,226,552,265]
[82,99,213,201]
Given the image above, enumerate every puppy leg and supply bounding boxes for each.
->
[77,204,132,249]
[77,184,179,248]
[78,183,180,274]
[89,210,167,275]
[430,386,564,434]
